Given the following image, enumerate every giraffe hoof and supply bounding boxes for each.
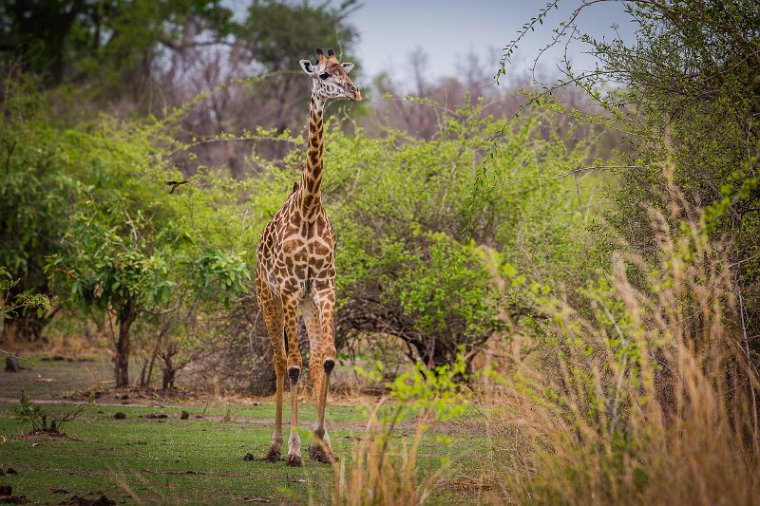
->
[308,443,337,464]
[286,454,303,467]
[263,447,281,462]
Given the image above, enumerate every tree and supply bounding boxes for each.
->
[51,202,181,387]
[501,0,760,357]
[598,1,760,347]
[0,0,234,95]
[0,0,89,85]
[46,118,249,388]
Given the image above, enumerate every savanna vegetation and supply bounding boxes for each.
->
[1,0,759,504]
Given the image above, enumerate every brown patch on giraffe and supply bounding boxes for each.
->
[311,243,331,256]
[281,239,302,253]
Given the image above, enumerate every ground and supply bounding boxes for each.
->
[0,355,494,505]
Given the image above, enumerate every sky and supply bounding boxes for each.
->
[225,0,639,90]
[345,0,638,89]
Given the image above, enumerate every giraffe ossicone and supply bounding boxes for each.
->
[255,48,360,466]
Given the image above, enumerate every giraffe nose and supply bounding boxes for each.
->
[345,83,361,101]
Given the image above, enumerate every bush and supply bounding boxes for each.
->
[15,391,84,436]
[317,101,603,368]
[0,79,72,341]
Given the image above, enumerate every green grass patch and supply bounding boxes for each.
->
[0,401,347,504]
[0,400,492,504]
[0,358,492,504]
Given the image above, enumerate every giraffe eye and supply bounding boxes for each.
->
[319,72,329,80]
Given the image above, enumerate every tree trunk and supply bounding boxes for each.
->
[162,366,176,390]
[138,356,148,388]
[115,299,138,388]
[161,344,177,390]
[144,346,158,388]
[143,327,165,389]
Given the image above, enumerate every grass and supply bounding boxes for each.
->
[0,400,339,504]
[0,358,489,505]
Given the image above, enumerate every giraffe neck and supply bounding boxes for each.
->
[298,95,325,216]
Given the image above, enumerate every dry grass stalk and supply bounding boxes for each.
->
[331,401,437,506]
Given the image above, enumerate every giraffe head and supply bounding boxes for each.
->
[299,48,361,102]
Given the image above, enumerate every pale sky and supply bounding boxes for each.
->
[347,0,637,89]
[225,0,638,90]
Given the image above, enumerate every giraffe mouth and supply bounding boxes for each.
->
[352,90,362,102]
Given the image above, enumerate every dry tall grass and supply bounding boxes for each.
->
[485,187,760,504]
[331,402,437,506]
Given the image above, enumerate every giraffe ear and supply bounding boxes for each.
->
[341,62,355,74]
[299,60,316,76]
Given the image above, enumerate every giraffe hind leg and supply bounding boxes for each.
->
[257,276,285,462]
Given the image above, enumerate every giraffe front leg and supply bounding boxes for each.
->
[282,294,303,467]
[308,366,336,464]
[286,374,302,467]
[308,284,338,464]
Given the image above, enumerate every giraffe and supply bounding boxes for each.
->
[255,48,360,466]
